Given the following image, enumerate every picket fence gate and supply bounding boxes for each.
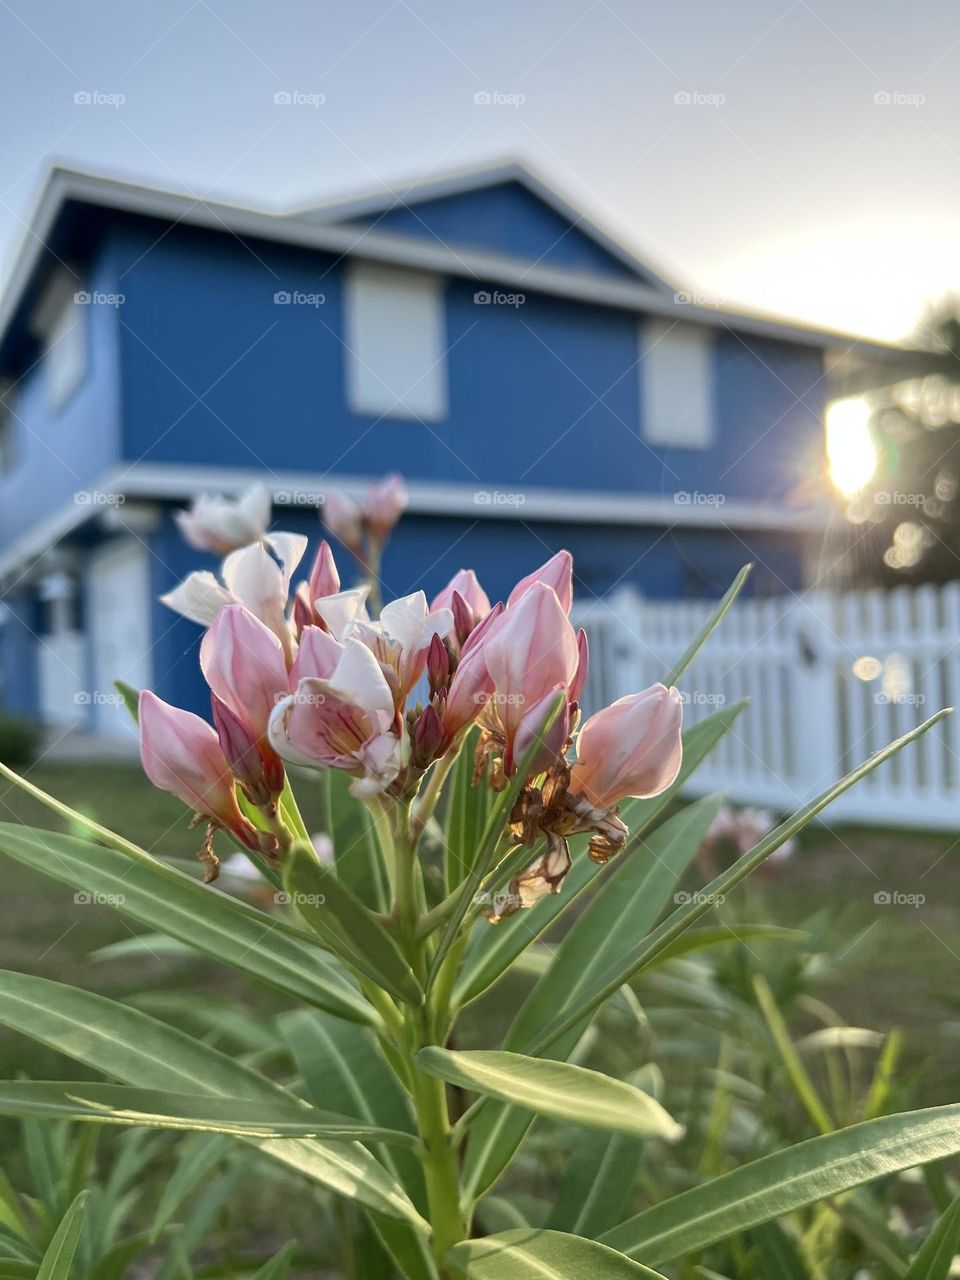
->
[569,582,960,831]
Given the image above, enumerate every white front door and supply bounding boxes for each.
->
[89,538,153,738]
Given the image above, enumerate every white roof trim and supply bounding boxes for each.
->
[0,165,909,362]
[0,461,824,582]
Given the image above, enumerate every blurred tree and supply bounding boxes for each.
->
[841,296,960,584]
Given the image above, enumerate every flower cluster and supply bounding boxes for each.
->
[139,483,685,910]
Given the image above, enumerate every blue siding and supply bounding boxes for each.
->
[112,223,824,510]
[0,590,40,717]
[336,180,646,282]
[0,244,122,548]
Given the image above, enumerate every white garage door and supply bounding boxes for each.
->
[89,538,153,738]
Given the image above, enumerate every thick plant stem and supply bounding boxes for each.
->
[408,1015,466,1272]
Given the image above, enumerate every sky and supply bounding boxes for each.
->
[0,0,956,342]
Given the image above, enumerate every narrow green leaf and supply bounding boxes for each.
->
[601,1104,960,1264]
[547,1130,643,1238]
[283,844,423,1005]
[326,769,390,911]
[753,973,833,1135]
[429,692,566,985]
[751,1222,810,1279]
[37,1192,87,1280]
[454,705,747,1011]
[111,680,140,725]
[663,563,751,687]
[0,823,374,1026]
[444,727,489,891]
[419,1048,680,1141]
[531,711,951,1060]
[905,1193,960,1280]
[448,1228,667,1279]
[0,971,426,1229]
[252,1242,298,1280]
[0,1081,417,1143]
[462,797,722,1202]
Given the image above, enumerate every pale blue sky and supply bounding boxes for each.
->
[0,0,956,340]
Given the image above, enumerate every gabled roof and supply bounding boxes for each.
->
[290,158,678,293]
[0,161,912,376]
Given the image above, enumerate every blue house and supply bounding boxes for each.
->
[0,160,902,739]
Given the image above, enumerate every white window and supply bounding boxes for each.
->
[640,319,714,449]
[31,270,87,413]
[344,263,447,421]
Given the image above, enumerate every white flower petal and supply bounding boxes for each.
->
[160,573,236,626]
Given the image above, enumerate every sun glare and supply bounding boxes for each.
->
[826,396,877,497]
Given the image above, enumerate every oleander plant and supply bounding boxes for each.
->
[0,476,958,1280]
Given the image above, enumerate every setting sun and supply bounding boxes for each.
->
[826,396,878,497]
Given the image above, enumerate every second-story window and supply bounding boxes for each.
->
[640,318,715,449]
[32,270,87,414]
[344,263,447,421]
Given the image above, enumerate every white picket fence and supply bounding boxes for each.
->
[570,583,960,830]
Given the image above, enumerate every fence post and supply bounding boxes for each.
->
[789,592,843,806]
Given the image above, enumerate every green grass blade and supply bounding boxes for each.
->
[37,1191,88,1280]
[663,564,751,686]
[601,1104,960,1264]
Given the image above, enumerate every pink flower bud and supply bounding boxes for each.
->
[411,703,445,768]
[570,628,589,706]
[212,694,279,806]
[323,490,364,553]
[482,583,579,763]
[570,684,684,808]
[307,539,341,601]
[507,550,574,614]
[139,690,258,847]
[450,591,475,649]
[427,633,451,698]
[431,569,491,620]
[365,473,408,543]
[175,483,271,555]
[512,685,570,779]
[200,605,289,742]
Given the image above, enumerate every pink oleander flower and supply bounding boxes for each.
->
[293,540,342,633]
[175,483,271,555]
[345,591,453,707]
[366,474,408,543]
[323,474,408,556]
[161,533,307,667]
[268,639,402,797]
[507,550,574,614]
[569,684,684,808]
[138,690,260,858]
[323,490,364,555]
[432,569,491,620]
[200,605,289,740]
[481,582,580,773]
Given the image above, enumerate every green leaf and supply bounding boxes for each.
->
[751,1222,810,1279]
[444,727,489,891]
[752,973,833,1135]
[462,797,722,1202]
[905,1193,960,1280]
[0,970,426,1229]
[600,1104,960,1265]
[326,769,390,911]
[111,680,140,724]
[547,1131,643,1238]
[447,1228,667,1279]
[253,1242,298,1280]
[454,704,746,1011]
[280,1010,436,1280]
[0,1081,418,1143]
[0,823,373,1026]
[418,1049,681,1141]
[37,1191,87,1280]
[283,843,423,1005]
[529,710,951,1061]
[662,563,751,687]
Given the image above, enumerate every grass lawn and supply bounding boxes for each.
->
[0,761,957,1096]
